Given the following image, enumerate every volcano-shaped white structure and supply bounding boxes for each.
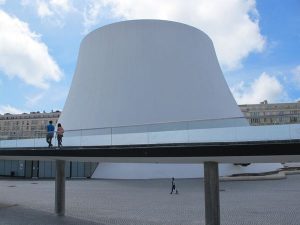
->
[60,20,246,129]
[60,20,279,178]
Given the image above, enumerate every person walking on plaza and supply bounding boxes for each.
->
[46,120,55,148]
[56,123,64,148]
[170,177,178,194]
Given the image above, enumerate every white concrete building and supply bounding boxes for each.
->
[60,20,280,178]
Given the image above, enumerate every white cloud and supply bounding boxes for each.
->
[231,73,285,104]
[25,92,45,107]
[21,0,74,27]
[21,0,30,6]
[82,0,265,70]
[50,0,72,12]
[0,105,24,114]
[83,1,104,33]
[37,0,53,18]
[36,0,73,21]
[0,10,62,89]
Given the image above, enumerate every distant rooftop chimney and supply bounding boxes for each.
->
[260,100,268,104]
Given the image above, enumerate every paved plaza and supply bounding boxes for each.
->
[0,174,300,225]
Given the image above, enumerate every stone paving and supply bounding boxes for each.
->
[0,175,300,225]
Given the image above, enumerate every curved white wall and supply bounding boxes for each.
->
[92,163,282,179]
[60,20,247,130]
[60,20,272,179]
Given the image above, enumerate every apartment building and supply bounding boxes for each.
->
[0,111,98,178]
[0,111,60,139]
[239,100,300,125]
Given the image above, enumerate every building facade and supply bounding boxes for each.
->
[239,100,300,125]
[0,111,60,140]
[0,111,97,178]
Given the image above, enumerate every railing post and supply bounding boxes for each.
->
[204,161,220,225]
[147,125,150,144]
[80,129,83,146]
[55,160,66,216]
[187,121,190,143]
[33,131,36,148]
[110,128,113,145]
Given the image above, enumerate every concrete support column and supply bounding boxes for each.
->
[204,161,220,225]
[55,160,66,216]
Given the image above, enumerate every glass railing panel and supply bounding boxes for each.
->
[34,131,47,139]
[235,125,290,142]
[186,117,249,143]
[148,129,189,144]
[264,124,291,140]
[112,132,148,145]
[16,138,35,148]
[62,130,82,146]
[235,126,268,142]
[289,124,300,140]
[80,128,112,146]
[34,138,47,147]
[187,117,248,130]
[188,127,236,143]
[2,116,300,149]
[147,122,189,144]
[112,125,148,145]
[0,139,17,148]
[147,121,188,132]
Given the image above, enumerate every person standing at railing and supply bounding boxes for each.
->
[56,123,64,148]
[46,121,55,148]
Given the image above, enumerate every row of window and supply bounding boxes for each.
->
[0,120,58,128]
[0,113,60,120]
[240,104,300,111]
[0,125,48,131]
[249,117,298,124]
[247,111,300,117]
[0,117,59,137]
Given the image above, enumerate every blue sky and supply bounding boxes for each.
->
[0,0,299,114]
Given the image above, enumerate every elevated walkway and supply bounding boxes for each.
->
[1,122,300,225]
[0,139,300,163]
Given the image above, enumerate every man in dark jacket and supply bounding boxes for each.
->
[46,121,55,147]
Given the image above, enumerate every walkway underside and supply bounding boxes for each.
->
[0,140,300,163]
[1,139,300,224]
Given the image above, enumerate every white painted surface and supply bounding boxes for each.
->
[59,20,248,130]
[92,163,283,179]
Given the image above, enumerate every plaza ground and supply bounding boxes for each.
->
[0,174,300,225]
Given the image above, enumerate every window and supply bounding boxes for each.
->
[31,120,38,125]
[250,112,260,116]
